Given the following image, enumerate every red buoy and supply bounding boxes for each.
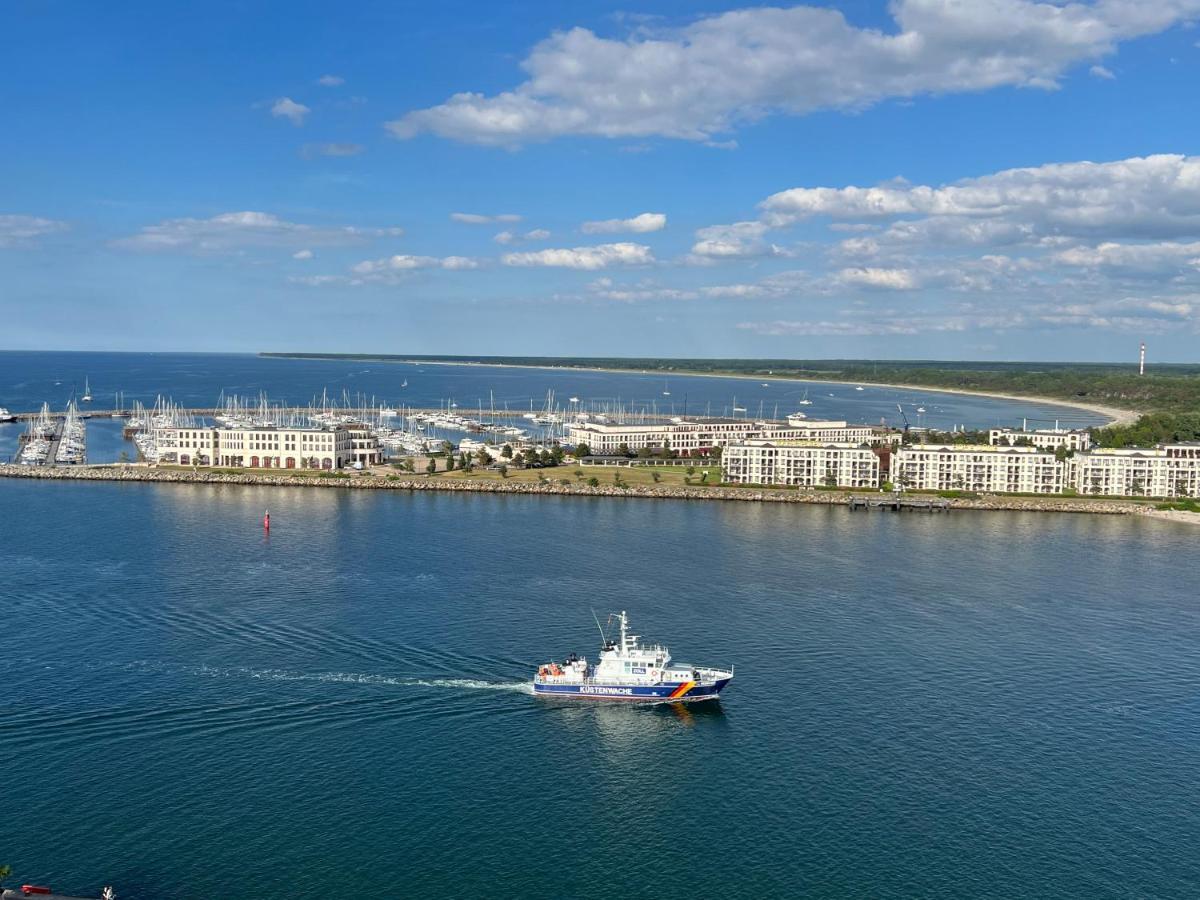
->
[263,510,270,531]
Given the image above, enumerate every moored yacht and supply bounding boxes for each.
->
[533,611,733,702]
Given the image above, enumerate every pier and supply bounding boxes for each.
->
[848,495,950,512]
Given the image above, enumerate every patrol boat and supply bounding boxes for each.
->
[533,611,733,702]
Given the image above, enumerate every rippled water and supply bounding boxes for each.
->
[2,480,1198,898]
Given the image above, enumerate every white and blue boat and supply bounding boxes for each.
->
[533,611,733,702]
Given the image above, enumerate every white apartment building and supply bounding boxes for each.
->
[722,441,882,488]
[1072,443,1200,497]
[989,427,1092,452]
[156,425,374,470]
[891,444,1068,494]
[569,418,882,456]
[890,441,1200,497]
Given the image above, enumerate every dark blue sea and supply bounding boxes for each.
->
[2,476,1199,899]
[0,351,1108,464]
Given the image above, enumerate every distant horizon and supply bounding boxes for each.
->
[1,347,1195,368]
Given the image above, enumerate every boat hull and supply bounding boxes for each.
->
[533,677,731,703]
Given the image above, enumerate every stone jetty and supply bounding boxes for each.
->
[0,463,1158,517]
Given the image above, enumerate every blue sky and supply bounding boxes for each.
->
[4,0,1200,361]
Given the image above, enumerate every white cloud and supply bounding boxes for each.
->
[351,254,481,278]
[690,220,786,259]
[300,142,364,158]
[1089,64,1117,79]
[0,214,68,247]
[762,155,1200,241]
[581,212,667,234]
[494,228,551,244]
[502,242,654,269]
[834,267,918,290]
[1052,240,1200,271]
[289,274,345,287]
[317,74,345,87]
[589,283,700,302]
[450,212,523,224]
[115,211,403,254]
[386,1,1200,145]
[293,249,313,260]
[271,97,311,126]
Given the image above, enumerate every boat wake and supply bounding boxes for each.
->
[197,665,534,694]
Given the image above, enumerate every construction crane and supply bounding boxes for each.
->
[895,403,911,433]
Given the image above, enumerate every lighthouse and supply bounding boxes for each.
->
[1139,341,1146,376]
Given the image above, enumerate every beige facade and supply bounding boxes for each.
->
[157,425,377,470]
[723,440,882,488]
[569,418,882,456]
[891,444,1067,494]
[989,427,1091,451]
[1072,444,1200,497]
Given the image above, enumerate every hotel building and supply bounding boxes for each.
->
[890,444,1068,494]
[890,442,1200,498]
[155,424,380,470]
[988,427,1092,451]
[722,441,883,488]
[569,418,883,456]
[1071,443,1200,497]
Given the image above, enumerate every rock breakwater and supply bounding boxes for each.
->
[0,463,1156,517]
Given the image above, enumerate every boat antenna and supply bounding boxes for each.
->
[591,608,607,645]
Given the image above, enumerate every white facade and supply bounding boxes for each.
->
[989,427,1091,451]
[569,418,881,456]
[722,441,882,488]
[891,444,1067,494]
[891,442,1200,497]
[1072,444,1200,497]
[156,425,376,470]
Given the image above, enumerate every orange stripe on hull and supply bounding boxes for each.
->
[668,680,696,700]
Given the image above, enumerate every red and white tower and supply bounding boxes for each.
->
[1139,341,1146,376]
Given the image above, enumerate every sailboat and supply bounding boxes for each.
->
[797,390,812,406]
[662,379,671,396]
[401,380,408,388]
[81,377,93,403]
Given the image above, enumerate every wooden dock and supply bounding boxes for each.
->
[848,495,950,512]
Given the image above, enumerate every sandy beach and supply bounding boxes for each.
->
[274,355,1141,427]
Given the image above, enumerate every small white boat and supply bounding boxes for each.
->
[82,377,93,402]
[855,386,864,391]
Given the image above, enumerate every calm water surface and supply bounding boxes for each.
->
[2,479,1198,898]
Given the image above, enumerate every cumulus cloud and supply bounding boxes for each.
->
[271,97,311,126]
[386,1,1199,145]
[502,242,654,269]
[1089,64,1117,79]
[317,74,345,87]
[351,254,481,277]
[450,212,522,224]
[690,220,787,259]
[834,267,918,290]
[300,142,364,158]
[0,214,68,247]
[115,211,403,254]
[581,212,667,234]
[293,249,313,260]
[762,155,1200,241]
[1052,240,1200,271]
[494,228,551,244]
